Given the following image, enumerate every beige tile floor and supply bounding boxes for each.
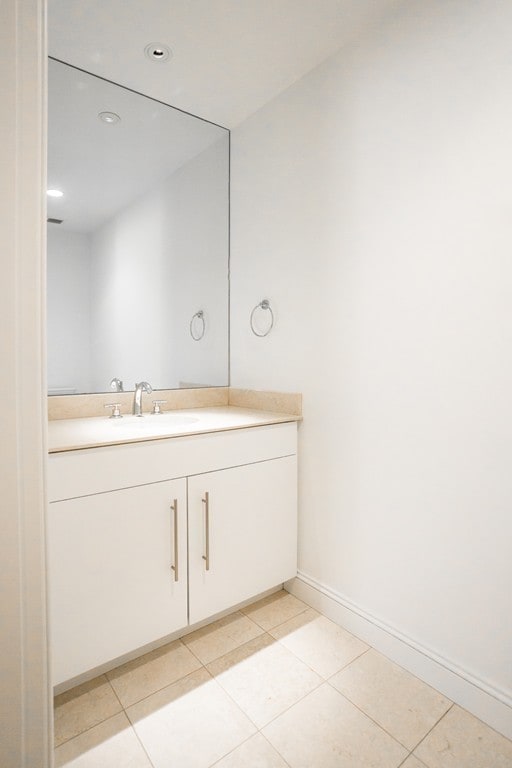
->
[54,590,512,768]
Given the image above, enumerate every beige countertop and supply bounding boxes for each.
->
[48,406,301,453]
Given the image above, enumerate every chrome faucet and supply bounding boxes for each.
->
[133,381,152,416]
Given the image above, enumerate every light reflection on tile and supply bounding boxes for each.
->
[207,633,322,727]
[270,607,369,678]
[126,667,256,768]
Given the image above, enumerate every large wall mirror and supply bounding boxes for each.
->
[47,58,229,395]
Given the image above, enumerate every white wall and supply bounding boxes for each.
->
[47,228,92,393]
[90,137,229,392]
[231,0,512,734]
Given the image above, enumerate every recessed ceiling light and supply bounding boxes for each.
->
[47,189,64,198]
[98,111,121,124]
[144,43,172,62]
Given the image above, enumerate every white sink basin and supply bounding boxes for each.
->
[112,414,200,431]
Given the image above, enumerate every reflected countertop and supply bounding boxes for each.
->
[47,406,301,453]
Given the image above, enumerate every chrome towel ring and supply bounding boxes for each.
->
[250,299,274,337]
[190,310,205,341]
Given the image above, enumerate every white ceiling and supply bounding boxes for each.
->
[47,59,227,232]
[48,0,403,128]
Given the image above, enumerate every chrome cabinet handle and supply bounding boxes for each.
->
[170,499,178,581]
[202,492,210,571]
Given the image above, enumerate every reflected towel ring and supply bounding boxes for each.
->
[190,310,205,341]
[250,299,274,337]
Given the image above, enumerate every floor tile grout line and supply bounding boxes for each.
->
[266,630,371,684]
[181,611,266,664]
[265,609,373,678]
[105,636,206,711]
[200,628,339,732]
[322,681,413,752]
[204,654,285,731]
[325,646,371,679]
[120,659,264,761]
[206,730,294,768]
[119,663,215,714]
[206,732,256,767]
[107,674,126,712]
[325,663,454,756]
[55,707,157,768]
[251,676,327,732]
[257,731,295,768]
[396,749,429,768]
[199,593,311,767]
[321,652,455,754]
[120,660,259,768]
[54,672,113,709]
[105,675,159,765]
[408,701,455,758]
[130,717,158,768]
[53,710,126,750]
[116,675,202,712]
[199,627,328,734]
[175,634,210,668]
[184,632,270,669]
[241,603,311,633]
[251,676,429,766]
[183,628,334,738]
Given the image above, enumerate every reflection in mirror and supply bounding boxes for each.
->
[47,58,229,395]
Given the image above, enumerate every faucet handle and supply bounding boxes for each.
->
[104,403,123,419]
[151,400,167,415]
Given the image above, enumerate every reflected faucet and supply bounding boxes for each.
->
[110,377,124,392]
[133,381,152,416]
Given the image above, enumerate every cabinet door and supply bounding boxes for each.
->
[48,479,187,686]
[188,456,297,625]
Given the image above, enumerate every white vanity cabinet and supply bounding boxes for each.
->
[48,422,297,687]
[188,456,297,624]
[48,479,188,685]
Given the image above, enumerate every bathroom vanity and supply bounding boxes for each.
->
[47,406,298,687]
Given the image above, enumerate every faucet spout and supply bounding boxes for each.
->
[133,381,152,416]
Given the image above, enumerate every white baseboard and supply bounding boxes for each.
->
[285,571,512,741]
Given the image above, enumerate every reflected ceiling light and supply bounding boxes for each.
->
[144,42,172,62]
[98,111,121,124]
[47,189,64,197]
